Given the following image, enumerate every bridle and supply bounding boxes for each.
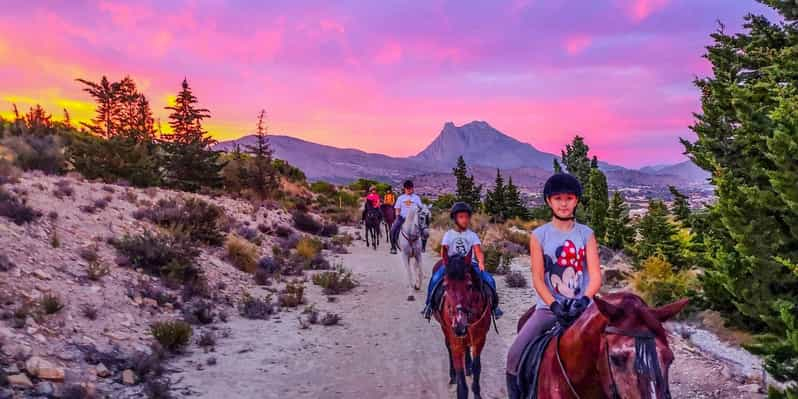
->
[444,271,491,338]
[555,326,671,399]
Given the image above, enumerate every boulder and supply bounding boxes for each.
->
[25,356,65,381]
[122,369,136,385]
[95,363,110,378]
[7,373,33,388]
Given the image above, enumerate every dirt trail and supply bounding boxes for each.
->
[171,233,761,399]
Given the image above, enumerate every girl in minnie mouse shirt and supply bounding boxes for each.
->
[505,173,602,399]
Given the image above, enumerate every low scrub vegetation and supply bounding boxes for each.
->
[505,271,528,288]
[112,231,200,284]
[86,260,111,281]
[296,237,322,260]
[320,312,341,326]
[312,266,358,295]
[631,255,698,308]
[0,188,41,225]
[225,234,259,273]
[278,280,305,308]
[134,198,226,245]
[238,293,275,320]
[150,320,193,353]
[292,211,322,234]
[40,293,65,314]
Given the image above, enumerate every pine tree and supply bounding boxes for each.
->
[161,78,222,192]
[245,109,279,198]
[587,167,608,243]
[635,200,683,268]
[668,186,691,223]
[505,176,527,219]
[553,158,562,173]
[76,76,119,138]
[561,136,592,188]
[452,155,482,210]
[62,108,71,127]
[605,192,634,250]
[484,169,507,221]
[681,2,798,388]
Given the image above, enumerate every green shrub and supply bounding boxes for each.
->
[310,181,337,195]
[505,271,528,288]
[2,134,67,175]
[40,293,64,314]
[631,255,697,308]
[0,188,41,225]
[67,134,162,187]
[238,293,274,319]
[86,260,110,281]
[312,266,358,294]
[112,231,199,284]
[225,234,259,273]
[134,198,226,245]
[278,280,305,308]
[292,211,322,234]
[150,320,193,353]
[297,237,322,260]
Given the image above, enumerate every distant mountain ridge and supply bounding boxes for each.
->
[214,121,710,188]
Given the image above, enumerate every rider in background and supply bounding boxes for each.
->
[391,180,423,254]
[383,187,396,207]
[424,202,503,319]
[361,185,381,224]
[505,173,601,399]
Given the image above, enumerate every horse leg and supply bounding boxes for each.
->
[445,340,456,385]
[465,350,472,377]
[471,354,482,399]
[452,346,469,399]
[414,250,423,291]
[402,252,415,301]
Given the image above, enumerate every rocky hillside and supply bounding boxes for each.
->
[0,172,352,398]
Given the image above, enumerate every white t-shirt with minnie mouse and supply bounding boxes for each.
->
[531,222,594,308]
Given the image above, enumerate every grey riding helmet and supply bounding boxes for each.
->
[450,202,473,220]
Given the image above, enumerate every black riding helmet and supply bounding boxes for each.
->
[543,173,582,221]
[450,202,473,220]
[543,173,582,200]
[403,180,414,189]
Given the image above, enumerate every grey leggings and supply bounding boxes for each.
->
[506,307,558,375]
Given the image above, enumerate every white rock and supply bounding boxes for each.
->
[7,374,33,388]
[95,363,110,378]
[122,369,137,385]
[32,269,52,280]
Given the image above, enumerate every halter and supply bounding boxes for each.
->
[554,326,671,399]
[443,274,492,339]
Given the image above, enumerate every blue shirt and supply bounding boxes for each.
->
[532,222,594,308]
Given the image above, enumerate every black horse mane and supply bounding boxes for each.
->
[445,254,470,281]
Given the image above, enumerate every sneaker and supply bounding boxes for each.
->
[390,248,397,254]
[494,307,504,320]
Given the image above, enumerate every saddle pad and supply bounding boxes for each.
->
[518,323,565,399]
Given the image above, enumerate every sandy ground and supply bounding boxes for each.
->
[170,231,763,399]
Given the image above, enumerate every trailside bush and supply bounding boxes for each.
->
[134,198,226,245]
[292,211,322,234]
[150,320,192,353]
[630,255,697,308]
[278,280,305,308]
[112,231,200,284]
[312,266,358,294]
[225,234,259,273]
[2,134,67,175]
[238,293,275,320]
[505,271,528,288]
[296,237,322,260]
[0,188,41,225]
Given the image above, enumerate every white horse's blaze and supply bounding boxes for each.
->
[398,205,424,294]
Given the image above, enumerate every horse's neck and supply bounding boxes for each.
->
[403,211,418,232]
[558,307,607,384]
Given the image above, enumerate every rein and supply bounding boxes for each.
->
[443,272,492,339]
[554,326,670,399]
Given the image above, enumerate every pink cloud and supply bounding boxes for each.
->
[564,34,593,55]
[620,0,671,22]
[97,1,153,29]
[374,42,403,65]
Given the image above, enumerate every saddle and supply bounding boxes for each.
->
[517,321,566,399]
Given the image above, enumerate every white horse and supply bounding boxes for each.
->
[398,204,425,301]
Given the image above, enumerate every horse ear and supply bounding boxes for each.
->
[594,296,624,322]
[650,298,689,322]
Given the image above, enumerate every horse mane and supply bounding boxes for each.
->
[445,254,470,280]
[403,205,419,231]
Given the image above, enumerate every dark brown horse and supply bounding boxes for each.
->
[515,292,688,399]
[380,204,395,245]
[432,252,492,399]
[364,205,382,250]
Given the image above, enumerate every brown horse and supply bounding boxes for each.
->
[380,204,395,245]
[432,252,492,399]
[515,292,688,399]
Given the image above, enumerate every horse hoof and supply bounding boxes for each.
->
[407,295,415,301]
[414,285,421,291]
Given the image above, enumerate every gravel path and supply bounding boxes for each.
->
[170,233,764,398]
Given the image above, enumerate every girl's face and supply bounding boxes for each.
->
[455,213,470,229]
[547,193,578,219]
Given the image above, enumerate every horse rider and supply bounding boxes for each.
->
[423,202,504,319]
[390,180,423,254]
[361,185,381,224]
[383,186,396,207]
[505,173,602,399]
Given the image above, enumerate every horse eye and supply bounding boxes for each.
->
[610,353,628,368]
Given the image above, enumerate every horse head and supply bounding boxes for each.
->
[592,293,688,399]
[442,251,482,337]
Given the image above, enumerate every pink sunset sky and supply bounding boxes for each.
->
[0,0,778,167]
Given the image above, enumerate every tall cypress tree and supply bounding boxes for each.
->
[668,186,691,223]
[635,200,682,268]
[504,176,527,219]
[561,136,592,188]
[76,76,119,138]
[245,109,279,198]
[162,78,223,192]
[453,155,482,210]
[682,2,798,387]
[587,167,608,243]
[605,191,633,250]
[484,169,506,221]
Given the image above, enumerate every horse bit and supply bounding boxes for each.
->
[555,326,671,399]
